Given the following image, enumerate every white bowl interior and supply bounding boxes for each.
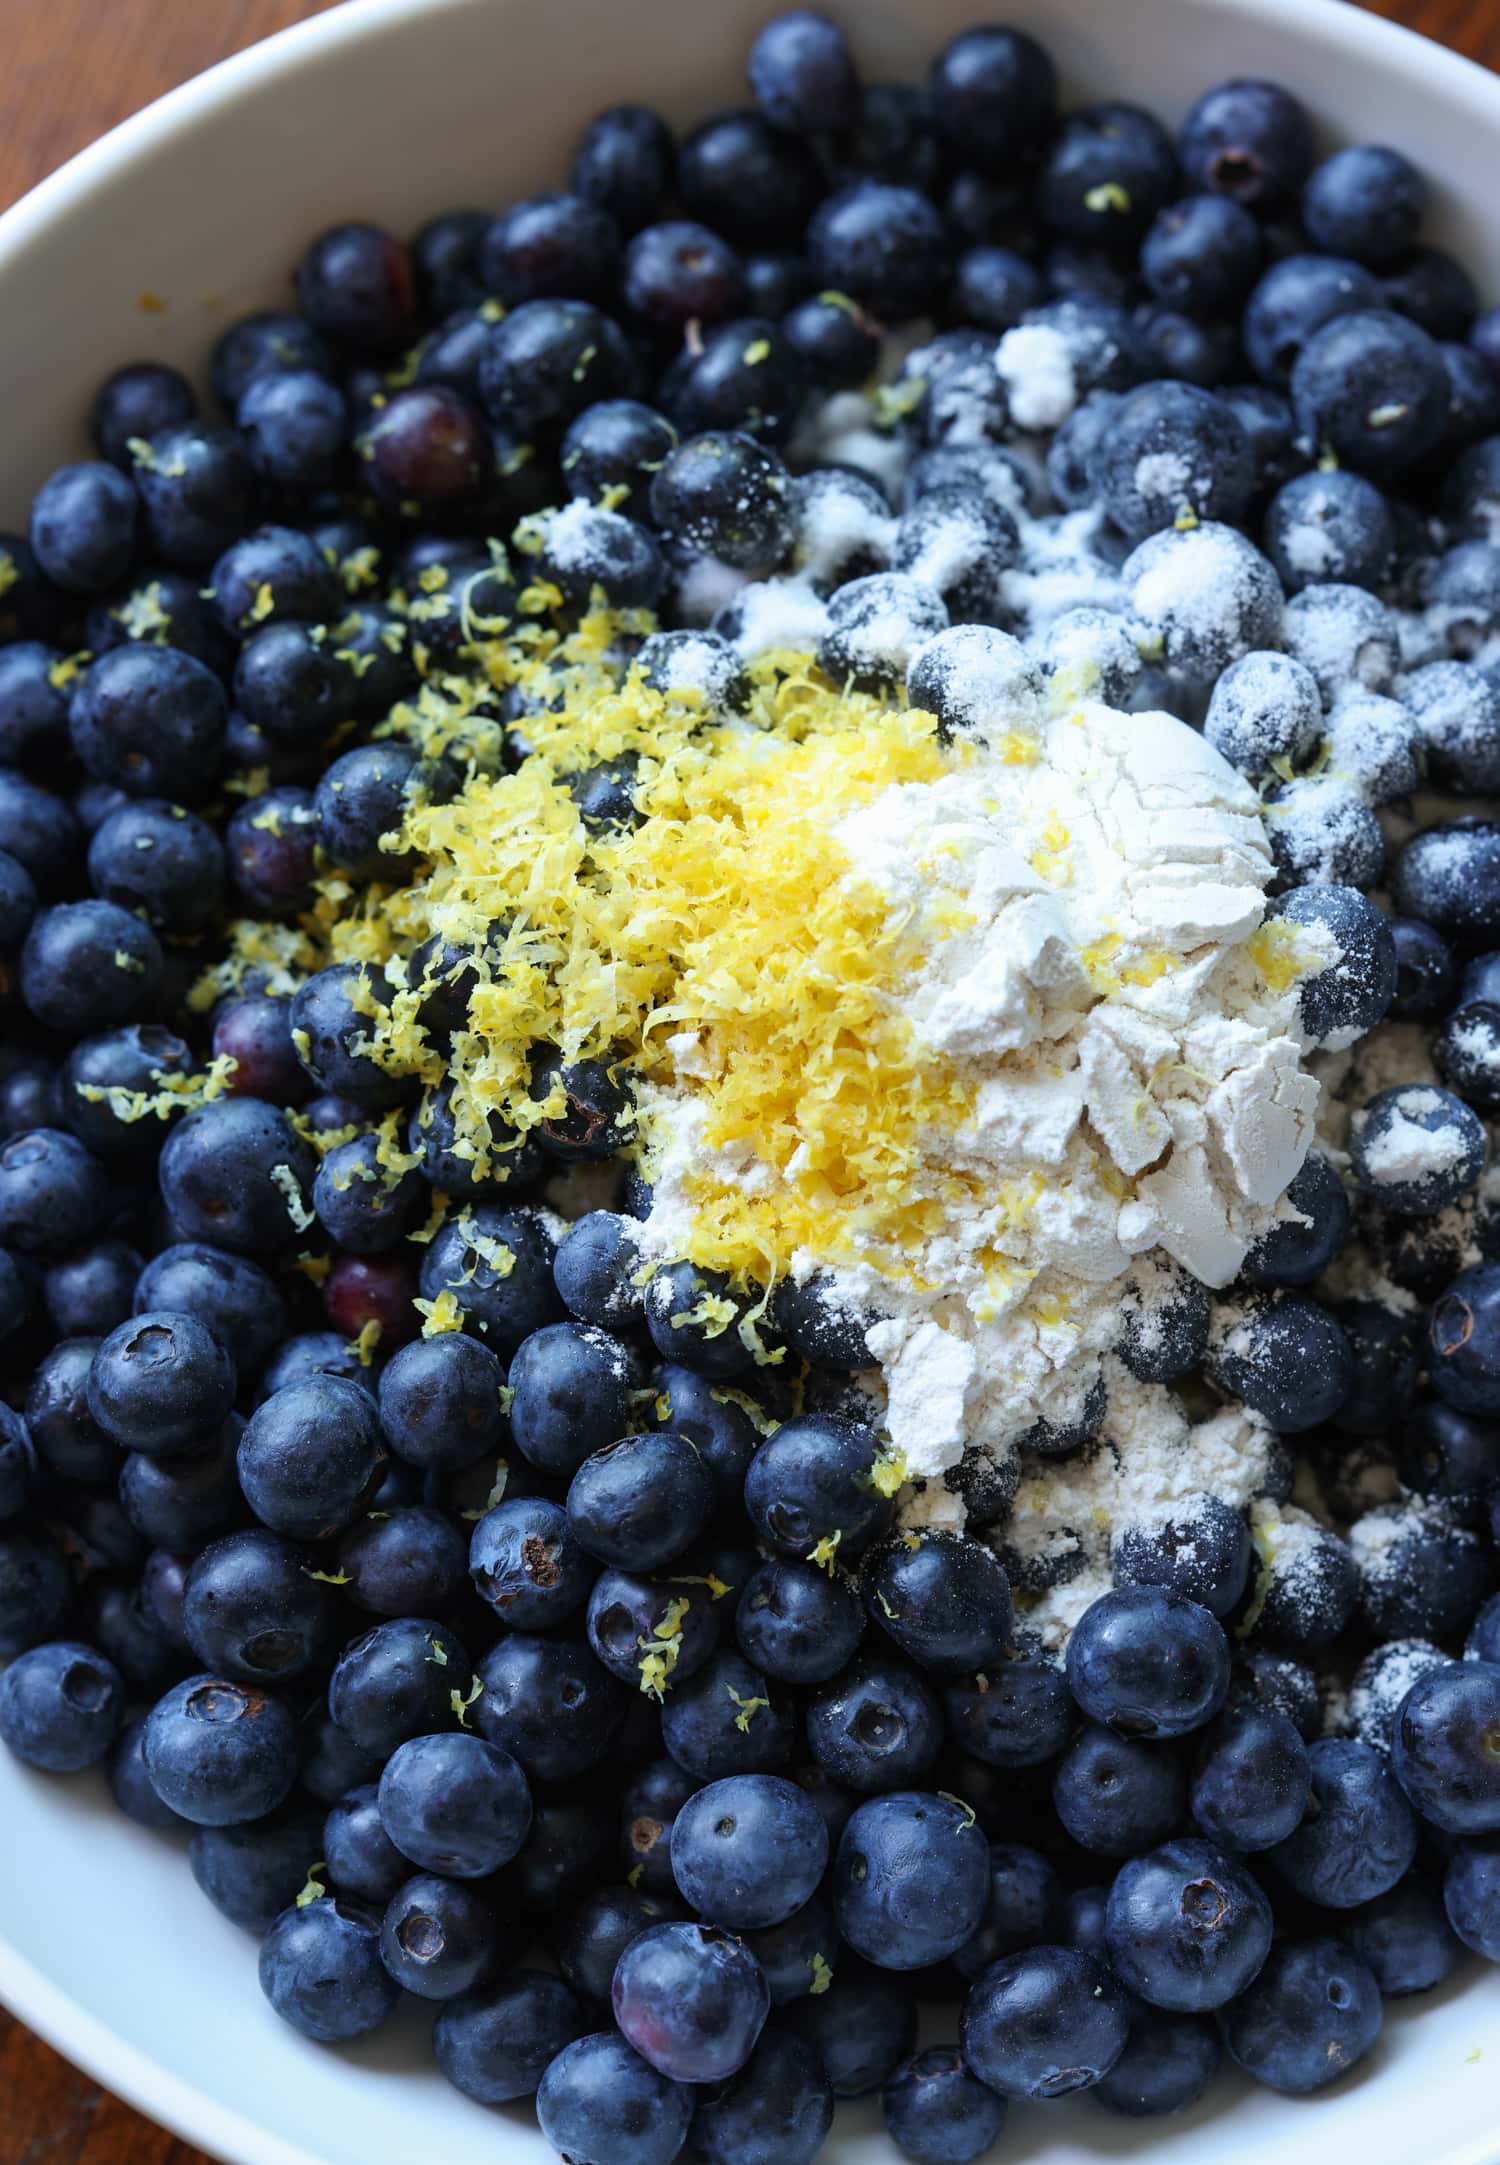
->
[2,1,1500,2160]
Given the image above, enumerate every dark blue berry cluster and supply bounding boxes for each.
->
[4,11,1500,2161]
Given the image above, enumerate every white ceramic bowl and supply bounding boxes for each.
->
[2,1,1500,2160]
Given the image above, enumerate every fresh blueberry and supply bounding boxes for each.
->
[1053,1724,1186,1857]
[612,1919,768,2082]
[435,1969,589,2103]
[1105,1838,1272,2011]
[570,105,675,234]
[536,2031,694,2165]
[1092,2005,1221,2117]
[322,1784,409,1907]
[143,1674,297,1826]
[1243,254,1383,386]
[1349,1085,1486,1216]
[336,1502,468,1617]
[1303,145,1424,269]
[30,461,139,593]
[669,1773,828,1930]
[1443,1840,1500,1961]
[378,1731,531,1878]
[744,1414,895,1568]
[237,1374,385,1539]
[1190,1705,1311,1850]
[379,1872,497,1999]
[478,298,635,441]
[1178,77,1313,215]
[419,1205,564,1355]
[1389,916,1457,1021]
[1221,1936,1382,2092]
[960,1942,1129,2100]
[259,1897,399,2041]
[833,1791,988,1969]
[1391,1660,1500,1835]
[659,1649,794,1781]
[474,1631,629,1783]
[0,1639,124,1772]
[87,1311,234,1456]
[181,1527,339,1686]
[1344,1874,1462,1997]
[1067,1588,1230,1740]
[1267,1737,1417,1906]
[328,1616,469,1757]
[189,1803,322,1932]
[1205,1292,1353,1431]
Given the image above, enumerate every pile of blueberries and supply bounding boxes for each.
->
[4,10,1500,2162]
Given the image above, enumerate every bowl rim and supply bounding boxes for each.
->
[4,0,1500,2159]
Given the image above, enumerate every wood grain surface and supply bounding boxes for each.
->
[0,0,1496,2157]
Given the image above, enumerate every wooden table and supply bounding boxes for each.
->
[0,0,1497,2155]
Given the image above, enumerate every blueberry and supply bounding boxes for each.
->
[87,1310,235,1456]
[0,771,80,895]
[1178,78,1313,215]
[1052,1724,1186,1857]
[1303,145,1424,269]
[311,1130,423,1251]
[1344,1874,1462,1997]
[69,643,228,800]
[659,1649,794,1781]
[551,1212,646,1332]
[783,291,884,388]
[435,1969,589,2105]
[679,110,821,246]
[132,424,263,569]
[960,1943,1129,2100]
[373,1333,505,1475]
[690,2025,833,2165]
[1122,521,1281,683]
[803,1956,918,2094]
[328,1617,469,1758]
[1111,1498,1252,1619]
[1399,1400,1500,1526]
[478,298,634,442]
[1243,254,1383,387]
[20,898,162,1033]
[952,1841,1060,1983]
[189,1803,323,1932]
[377,1872,497,2000]
[1443,1840,1500,1961]
[1221,1936,1382,2092]
[556,1884,675,2006]
[1190,1704,1310,1851]
[609,1919,768,2083]
[740,1893,838,2006]
[1141,195,1262,317]
[1391,1659,1500,1835]
[928,27,1055,169]
[1040,104,1178,249]
[528,1050,636,1163]
[1263,884,1396,1048]
[158,1098,315,1255]
[259,1897,399,2041]
[1349,1085,1487,1216]
[1393,820,1500,945]
[536,2031,694,2165]
[110,1716,188,1831]
[1105,1838,1271,2012]
[143,1674,297,1826]
[1266,1736,1417,1907]
[91,362,198,469]
[861,1532,1012,1678]
[943,1655,1073,1771]
[237,1374,385,1540]
[805,1653,943,1794]
[336,1502,468,1617]
[565,1430,714,1573]
[0,1130,106,1257]
[1293,308,1448,475]
[831,1791,987,1971]
[539,502,663,609]
[29,461,139,593]
[322,1784,409,1906]
[1094,2009,1222,2121]
[734,1557,863,1685]
[744,1413,895,1569]
[819,571,950,693]
[237,370,349,495]
[118,1419,243,1549]
[587,1568,721,1693]
[182,1527,340,1686]
[571,105,675,235]
[87,797,225,936]
[0,1639,124,1773]
[1067,1588,1229,1740]
[891,487,1018,622]
[668,1772,828,1931]
[475,1631,629,1783]
[1404,661,1500,793]
[1240,1154,1349,1289]
[650,430,791,574]
[134,1244,287,1375]
[377,1730,531,1879]
[621,1756,699,1895]
[0,644,69,766]
[1331,1299,1422,1435]
[209,524,340,633]
[807,182,951,322]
